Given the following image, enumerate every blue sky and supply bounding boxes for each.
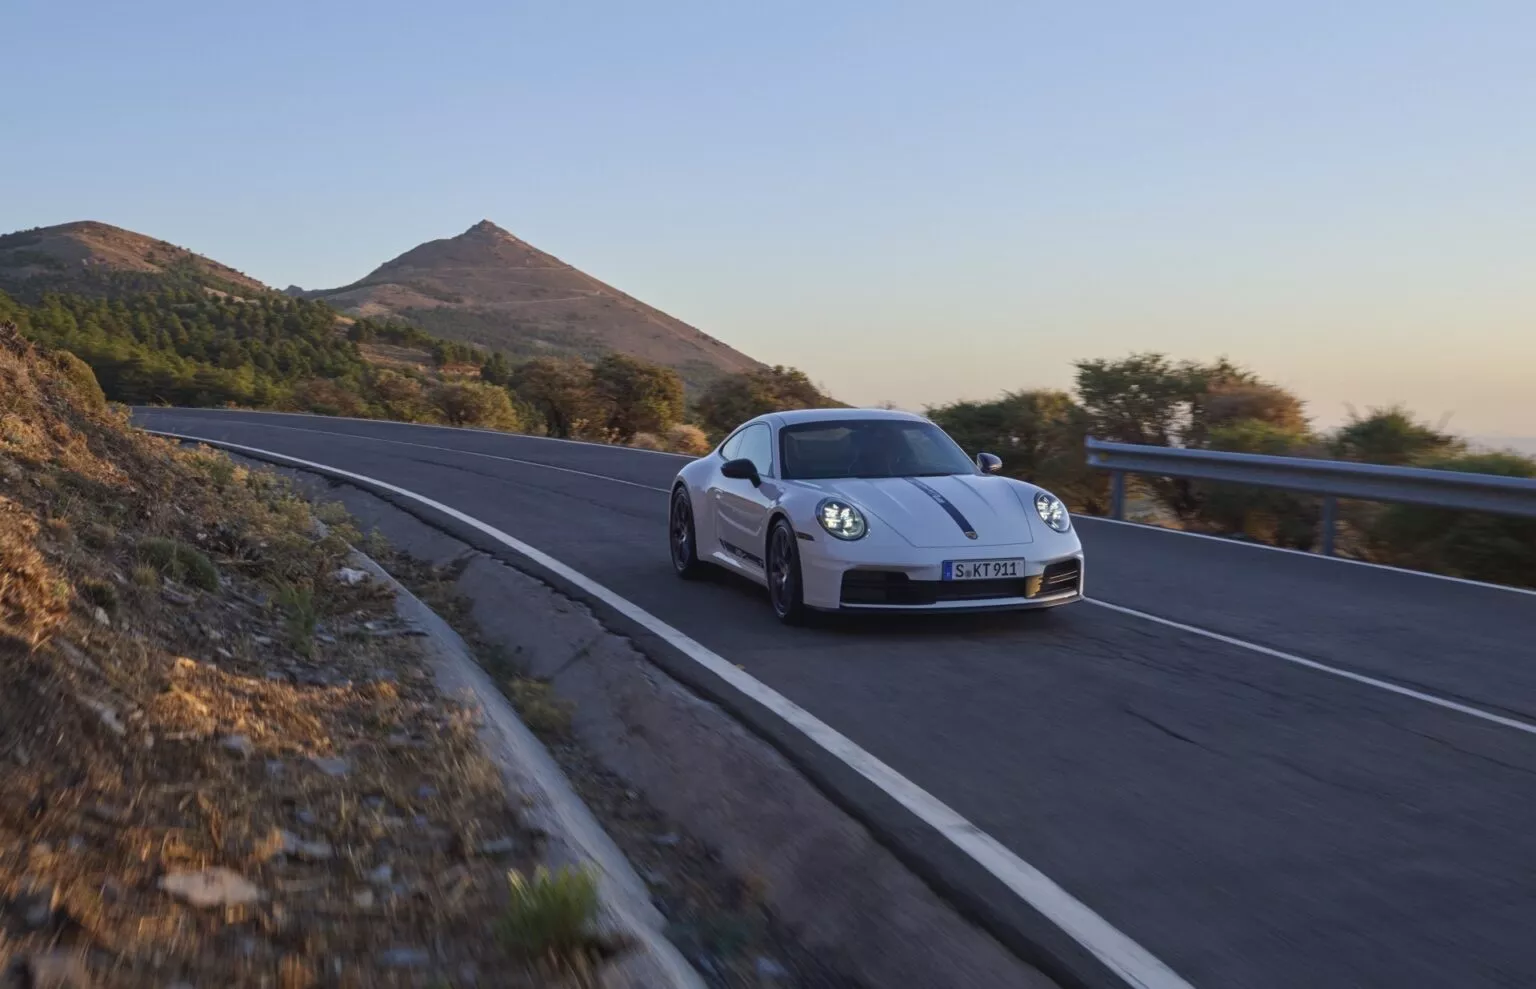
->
[7,1,1534,441]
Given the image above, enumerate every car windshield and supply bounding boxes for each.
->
[779,419,979,480]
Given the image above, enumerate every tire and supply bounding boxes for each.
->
[766,518,809,626]
[669,486,706,579]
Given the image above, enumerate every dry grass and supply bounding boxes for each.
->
[0,322,555,987]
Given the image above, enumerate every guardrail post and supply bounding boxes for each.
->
[1320,496,1337,556]
[1110,471,1125,520]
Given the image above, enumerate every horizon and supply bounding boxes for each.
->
[5,2,1533,437]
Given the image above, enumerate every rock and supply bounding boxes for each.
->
[294,809,318,826]
[86,803,129,824]
[160,587,195,607]
[652,832,681,847]
[333,568,370,586]
[221,734,254,758]
[352,889,376,909]
[309,755,350,778]
[4,951,94,989]
[159,868,262,908]
[756,957,790,980]
[12,879,57,931]
[252,635,274,646]
[265,760,285,777]
[263,829,334,863]
[475,837,517,857]
[92,607,110,627]
[80,698,125,737]
[416,785,438,800]
[376,947,430,969]
[366,864,393,885]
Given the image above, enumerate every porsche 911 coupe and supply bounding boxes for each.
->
[667,408,1084,623]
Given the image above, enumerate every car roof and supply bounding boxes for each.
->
[765,407,930,427]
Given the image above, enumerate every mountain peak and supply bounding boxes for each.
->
[464,219,510,238]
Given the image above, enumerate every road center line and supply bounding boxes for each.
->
[156,416,671,493]
[1087,598,1536,737]
[144,427,1194,989]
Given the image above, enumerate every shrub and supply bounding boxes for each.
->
[275,581,319,657]
[53,351,107,413]
[137,537,219,591]
[79,578,119,614]
[629,432,663,451]
[497,866,602,970]
[663,423,712,456]
[1364,451,1536,588]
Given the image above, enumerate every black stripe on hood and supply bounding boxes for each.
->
[903,477,978,540]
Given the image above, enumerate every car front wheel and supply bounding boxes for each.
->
[766,518,808,625]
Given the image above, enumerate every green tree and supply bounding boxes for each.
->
[694,365,832,438]
[1330,406,1462,465]
[590,354,685,442]
[510,357,595,438]
[926,390,1104,511]
[431,379,522,430]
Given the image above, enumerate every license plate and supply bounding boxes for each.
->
[943,559,1025,581]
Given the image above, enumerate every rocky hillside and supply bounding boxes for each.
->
[0,323,564,986]
[296,221,762,391]
[0,222,269,301]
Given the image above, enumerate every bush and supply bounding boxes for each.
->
[1197,419,1320,549]
[137,537,219,590]
[663,423,712,455]
[430,379,521,430]
[497,866,602,970]
[1364,451,1536,587]
[275,581,319,657]
[53,351,107,413]
[629,432,663,451]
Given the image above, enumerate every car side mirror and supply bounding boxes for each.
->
[721,458,762,486]
[977,452,1003,474]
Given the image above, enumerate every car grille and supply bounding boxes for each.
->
[839,562,1081,607]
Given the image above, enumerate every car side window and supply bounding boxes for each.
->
[718,430,744,461]
[735,424,773,476]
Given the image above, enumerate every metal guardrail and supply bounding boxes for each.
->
[1084,437,1536,555]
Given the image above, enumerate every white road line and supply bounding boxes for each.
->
[145,429,1193,989]
[155,417,671,493]
[1086,598,1536,737]
[132,405,696,460]
[1077,516,1536,599]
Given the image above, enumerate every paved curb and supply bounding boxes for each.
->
[349,548,706,989]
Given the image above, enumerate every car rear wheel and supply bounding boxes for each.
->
[670,487,705,579]
[766,518,808,625]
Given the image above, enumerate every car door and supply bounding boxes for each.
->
[709,422,776,574]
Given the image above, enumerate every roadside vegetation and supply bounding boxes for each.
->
[4,283,1528,588]
[925,353,1536,588]
[0,322,596,986]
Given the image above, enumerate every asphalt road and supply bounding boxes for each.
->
[136,408,1536,989]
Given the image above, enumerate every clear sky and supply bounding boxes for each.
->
[7,1,1534,441]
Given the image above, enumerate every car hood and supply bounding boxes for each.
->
[795,475,1038,548]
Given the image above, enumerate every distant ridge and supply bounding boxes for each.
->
[0,221,269,299]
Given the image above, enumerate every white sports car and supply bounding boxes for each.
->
[667,408,1084,624]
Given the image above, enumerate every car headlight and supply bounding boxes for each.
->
[816,499,868,540]
[1034,492,1070,532]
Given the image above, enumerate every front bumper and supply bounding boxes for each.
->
[796,530,1085,613]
